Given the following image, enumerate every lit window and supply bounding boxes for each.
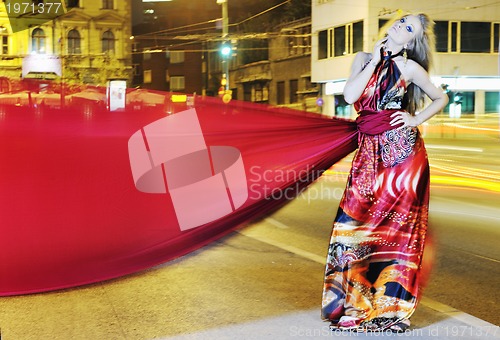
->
[169,51,184,64]
[170,76,185,91]
[144,70,152,84]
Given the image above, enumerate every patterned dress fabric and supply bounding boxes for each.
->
[321,52,430,331]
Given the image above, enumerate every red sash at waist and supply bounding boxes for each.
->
[355,109,404,135]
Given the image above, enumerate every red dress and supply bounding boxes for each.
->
[321,54,430,330]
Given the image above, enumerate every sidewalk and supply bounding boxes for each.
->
[165,303,499,339]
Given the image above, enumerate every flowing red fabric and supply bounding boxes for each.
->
[0,86,359,295]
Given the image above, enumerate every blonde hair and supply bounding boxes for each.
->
[406,13,436,114]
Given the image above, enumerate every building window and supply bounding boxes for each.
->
[485,92,500,113]
[0,77,10,93]
[132,64,140,76]
[144,70,152,84]
[277,81,285,105]
[67,29,81,54]
[444,91,475,114]
[102,0,113,9]
[450,22,458,52]
[170,76,185,91]
[289,79,298,103]
[287,27,311,56]
[335,95,350,117]
[494,23,499,53]
[333,25,346,56]
[66,0,80,8]
[0,26,8,55]
[170,51,185,64]
[435,21,497,53]
[352,21,363,53]
[31,28,46,53]
[102,30,115,54]
[252,82,268,103]
[288,32,297,56]
[318,30,328,60]
[461,22,490,53]
[434,21,448,52]
[318,21,363,59]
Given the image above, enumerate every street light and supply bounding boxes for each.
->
[217,0,231,102]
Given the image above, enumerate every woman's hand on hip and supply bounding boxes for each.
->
[390,111,420,127]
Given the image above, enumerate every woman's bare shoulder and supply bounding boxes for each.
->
[395,58,427,83]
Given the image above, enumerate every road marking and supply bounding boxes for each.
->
[265,217,290,230]
[426,144,483,152]
[442,245,500,264]
[238,218,499,330]
[419,297,498,329]
[239,227,325,264]
[431,206,500,221]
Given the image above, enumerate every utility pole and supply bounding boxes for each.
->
[217,0,231,100]
[217,0,228,39]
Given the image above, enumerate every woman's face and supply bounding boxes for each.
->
[387,15,423,46]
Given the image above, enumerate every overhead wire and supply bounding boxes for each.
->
[133,0,292,39]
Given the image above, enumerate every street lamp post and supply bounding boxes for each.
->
[217,0,230,96]
[217,0,228,39]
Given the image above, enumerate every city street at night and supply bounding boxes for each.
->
[0,0,499,339]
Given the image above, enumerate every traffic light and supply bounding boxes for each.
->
[220,42,231,58]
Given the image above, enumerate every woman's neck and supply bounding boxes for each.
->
[384,40,404,56]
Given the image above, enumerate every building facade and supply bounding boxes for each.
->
[312,0,500,118]
[227,17,319,111]
[131,2,318,111]
[0,0,132,91]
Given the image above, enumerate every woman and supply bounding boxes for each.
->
[321,13,448,332]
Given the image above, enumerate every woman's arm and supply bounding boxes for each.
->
[390,61,448,127]
[343,38,386,104]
